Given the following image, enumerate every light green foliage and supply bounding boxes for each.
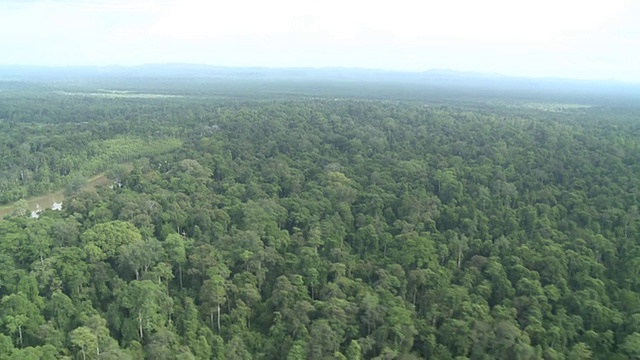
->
[286,340,306,360]
[568,342,592,359]
[81,220,143,260]
[346,340,362,360]
[620,333,640,359]
[70,326,98,360]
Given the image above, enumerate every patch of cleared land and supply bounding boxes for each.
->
[0,173,112,219]
[57,90,182,99]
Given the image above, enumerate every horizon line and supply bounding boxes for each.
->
[0,63,637,85]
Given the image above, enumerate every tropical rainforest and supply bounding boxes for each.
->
[1,75,640,359]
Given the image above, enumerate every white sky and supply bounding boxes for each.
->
[1,0,639,81]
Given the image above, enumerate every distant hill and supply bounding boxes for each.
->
[0,64,635,85]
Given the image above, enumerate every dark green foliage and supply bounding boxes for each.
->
[1,80,640,359]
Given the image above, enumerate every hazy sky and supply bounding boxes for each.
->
[1,0,639,81]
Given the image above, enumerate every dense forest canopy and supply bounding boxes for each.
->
[1,75,640,359]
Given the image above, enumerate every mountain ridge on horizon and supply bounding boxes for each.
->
[0,63,636,86]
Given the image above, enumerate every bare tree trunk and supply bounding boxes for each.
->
[138,310,144,340]
[178,263,183,289]
[217,304,221,332]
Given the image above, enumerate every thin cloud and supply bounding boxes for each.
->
[0,0,639,81]
[0,0,170,12]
